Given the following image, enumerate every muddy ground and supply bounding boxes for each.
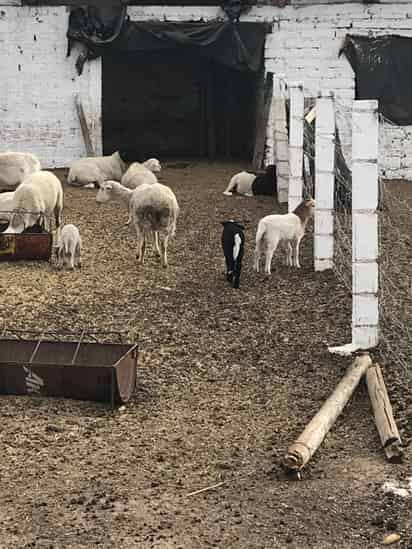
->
[0,162,411,549]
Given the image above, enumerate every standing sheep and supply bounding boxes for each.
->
[56,224,82,270]
[0,151,41,191]
[221,220,245,289]
[3,171,63,234]
[130,182,179,268]
[223,165,277,197]
[254,198,315,274]
[67,151,129,188]
[96,180,136,225]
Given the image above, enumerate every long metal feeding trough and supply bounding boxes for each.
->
[0,330,138,407]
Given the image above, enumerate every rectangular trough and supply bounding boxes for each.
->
[0,230,53,261]
[0,332,138,407]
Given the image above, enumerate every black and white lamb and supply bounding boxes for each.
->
[221,220,245,289]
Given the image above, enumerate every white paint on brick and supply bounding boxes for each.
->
[352,100,379,349]
[0,6,101,168]
[314,90,335,271]
[0,3,411,175]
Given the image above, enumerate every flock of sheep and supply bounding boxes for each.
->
[0,150,315,281]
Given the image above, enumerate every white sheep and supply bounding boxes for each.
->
[121,162,158,190]
[0,151,41,191]
[0,191,14,224]
[3,170,64,234]
[96,180,135,225]
[142,158,161,173]
[67,151,128,188]
[223,171,256,196]
[56,224,82,270]
[254,198,315,274]
[130,182,179,268]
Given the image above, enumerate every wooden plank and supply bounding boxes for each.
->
[253,71,273,170]
[75,94,95,157]
[366,363,404,463]
[283,353,372,472]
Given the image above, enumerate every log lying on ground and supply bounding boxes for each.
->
[366,363,404,463]
[283,352,372,471]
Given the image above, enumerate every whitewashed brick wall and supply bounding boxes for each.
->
[1,3,412,176]
[0,6,101,168]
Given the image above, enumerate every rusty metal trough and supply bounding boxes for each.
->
[0,331,138,407]
[0,223,53,261]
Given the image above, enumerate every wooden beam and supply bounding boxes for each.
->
[75,94,95,157]
[283,352,372,472]
[366,363,404,463]
[253,71,273,170]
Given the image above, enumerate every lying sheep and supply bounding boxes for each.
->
[121,161,158,190]
[67,151,129,188]
[56,224,82,270]
[254,198,315,274]
[221,220,245,289]
[131,182,179,268]
[223,165,277,197]
[3,170,63,234]
[0,151,41,191]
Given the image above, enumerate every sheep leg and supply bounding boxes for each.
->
[223,178,237,196]
[233,255,243,289]
[75,243,82,268]
[294,237,302,268]
[69,251,75,270]
[154,232,161,257]
[264,238,279,275]
[285,242,293,267]
[160,235,169,268]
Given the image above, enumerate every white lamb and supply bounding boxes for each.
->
[121,161,158,190]
[0,151,41,191]
[0,191,14,224]
[130,182,179,268]
[67,151,128,188]
[3,170,63,234]
[254,198,315,274]
[56,224,82,270]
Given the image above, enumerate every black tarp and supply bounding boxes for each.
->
[67,4,267,75]
[340,34,412,125]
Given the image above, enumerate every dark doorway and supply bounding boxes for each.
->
[102,49,260,161]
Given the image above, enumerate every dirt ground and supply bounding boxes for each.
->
[0,162,411,549]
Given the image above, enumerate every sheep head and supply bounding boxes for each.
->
[96,181,114,204]
[143,158,162,173]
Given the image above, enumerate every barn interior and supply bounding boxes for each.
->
[102,49,261,161]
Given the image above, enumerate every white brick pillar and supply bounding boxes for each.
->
[352,100,379,349]
[288,81,304,213]
[272,74,289,204]
[314,90,335,271]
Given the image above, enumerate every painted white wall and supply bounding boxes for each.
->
[0,6,101,168]
[1,3,412,175]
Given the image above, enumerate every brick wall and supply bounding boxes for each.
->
[0,6,101,168]
[1,3,412,176]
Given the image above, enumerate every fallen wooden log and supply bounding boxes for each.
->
[283,352,372,471]
[366,363,404,463]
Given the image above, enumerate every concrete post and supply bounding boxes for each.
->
[272,74,289,204]
[314,90,335,271]
[288,81,304,212]
[352,99,379,349]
